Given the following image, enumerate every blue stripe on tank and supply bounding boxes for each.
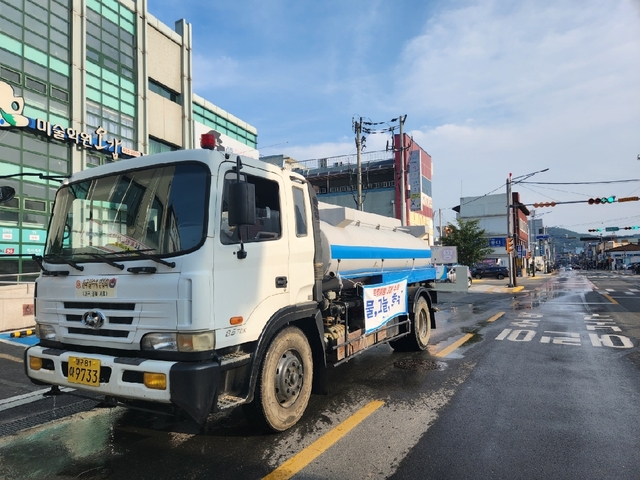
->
[330,245,432,260]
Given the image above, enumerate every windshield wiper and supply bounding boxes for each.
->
[32,255,69,276]
[43,253,84,271]
[125,249,176,268]
[88,253,124,270]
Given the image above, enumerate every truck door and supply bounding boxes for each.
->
[287,181,315,304]
[213,165,290,347]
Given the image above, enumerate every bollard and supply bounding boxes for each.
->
[10,329,35,338]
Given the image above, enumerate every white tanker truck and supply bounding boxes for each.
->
[25,144,438,431]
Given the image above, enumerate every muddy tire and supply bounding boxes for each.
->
[243,326,313,432]
[390,296,432,352]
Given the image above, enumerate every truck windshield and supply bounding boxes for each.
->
[45,162,209,261]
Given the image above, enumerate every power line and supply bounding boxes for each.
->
[522,179,640,185]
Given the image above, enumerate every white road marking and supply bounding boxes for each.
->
[0,387,75,412]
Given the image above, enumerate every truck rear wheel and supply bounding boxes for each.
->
[244,326,313,432]
[390,296,431,352]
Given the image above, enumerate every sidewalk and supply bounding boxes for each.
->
[469,272,554,294]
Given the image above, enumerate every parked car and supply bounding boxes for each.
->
[447,265,473,287]
[471,265,509,280]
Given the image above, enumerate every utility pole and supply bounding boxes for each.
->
[354,117,363,211]
[506,173,517,287]
[399,115,407,226]
[439,208,443,245]
[530,209,536,277]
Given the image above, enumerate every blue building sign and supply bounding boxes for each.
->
[489,237,506,247]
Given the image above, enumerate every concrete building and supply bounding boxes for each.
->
[280,134,435,243]
[528,214,551,272]
[0,0,257,279]
[457,192,530,270]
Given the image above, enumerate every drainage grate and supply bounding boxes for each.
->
[0,399,100,438]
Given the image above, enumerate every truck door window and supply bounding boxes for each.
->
[292,186,307,237]
[221,171,281,244]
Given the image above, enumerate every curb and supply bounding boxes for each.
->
[504,286,525,293]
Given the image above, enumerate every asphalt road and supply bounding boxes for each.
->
[0,270,638,479]
[392,269,640,479]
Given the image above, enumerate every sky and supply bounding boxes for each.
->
[150,0,640,234]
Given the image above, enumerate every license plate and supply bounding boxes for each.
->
[67,356,101,387]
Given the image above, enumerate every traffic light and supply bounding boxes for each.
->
[533,202,556,208]
[506,237,514,253]
[623,226,640,230]
[588,196,616,205]
[588,228,603,232]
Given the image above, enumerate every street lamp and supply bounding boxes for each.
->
[506,168,549,287]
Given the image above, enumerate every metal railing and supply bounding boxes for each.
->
[0,272,39,292]
[292,150,394,172]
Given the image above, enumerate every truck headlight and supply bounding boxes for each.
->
[36,324,57,341]
[178,332,215,352]
[141,332,215,352]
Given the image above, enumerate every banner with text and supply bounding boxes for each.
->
[363,279,408,333]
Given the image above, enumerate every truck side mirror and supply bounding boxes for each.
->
[0,186,15,204]
[228,182,256,227]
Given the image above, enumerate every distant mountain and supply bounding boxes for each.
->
[545,226,639,255]
[547,227,584,253]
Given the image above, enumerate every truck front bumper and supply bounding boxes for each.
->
[25,345,220,424]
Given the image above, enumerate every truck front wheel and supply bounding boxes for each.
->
[244,326,313,432]
[390,296,432,352]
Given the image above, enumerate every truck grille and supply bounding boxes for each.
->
[66,314,134,325]
[64,302,135,310]
[67,327,129,338]
[62,302,137,340]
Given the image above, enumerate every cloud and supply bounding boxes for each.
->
[391,0,640,228]
[192,53,241,91]
[395,0,640,123]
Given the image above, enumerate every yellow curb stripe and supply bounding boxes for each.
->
[0,353,22,363]
[504,286,524,293]
[602,293,618,305]
[263,400,385,480]
[434,333,475,358]
[487,312,505,323]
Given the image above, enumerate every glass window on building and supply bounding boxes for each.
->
[149,79,181,104]
[149,137,178,155]
[84,2,137,160]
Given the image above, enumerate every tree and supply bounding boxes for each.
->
[441,218,493,267]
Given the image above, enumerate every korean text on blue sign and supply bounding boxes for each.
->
[489,237,506,247]
[363,279,408,333]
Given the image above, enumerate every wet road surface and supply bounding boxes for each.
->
[1,271,638,479]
